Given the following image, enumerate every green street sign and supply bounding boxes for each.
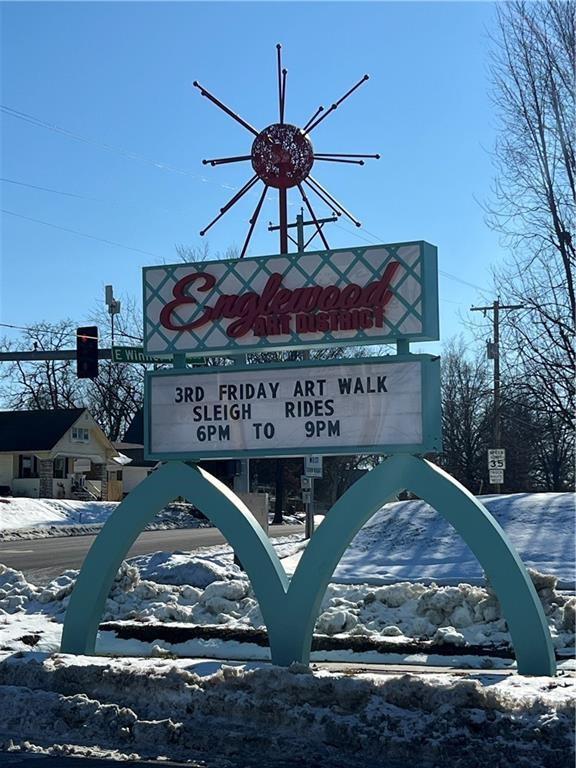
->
[112,346,205,365]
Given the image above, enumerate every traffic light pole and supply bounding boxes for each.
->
[0,349,112,362]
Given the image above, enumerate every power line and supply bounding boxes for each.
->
[0,105,257,199]
[0,322,79,342]
[1,208,161,259]
[0,177,95,200]
[333,219,488,292]
[0,176,188,217]
[0,105,201,178]
[0,322,37,332]
[0,321,140,339]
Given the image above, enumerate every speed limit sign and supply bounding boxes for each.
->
[487,449,506,470]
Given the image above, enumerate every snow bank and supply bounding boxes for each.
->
[0,555,573,662]
[0,497,118,530]
[0,498,210,539]
[0,653,573,767]
[333,492,575,587]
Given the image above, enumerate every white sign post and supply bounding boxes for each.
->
[145,357,441,460]
[304,456,323,478]
[301,467,318,539]
[489,469,504,485]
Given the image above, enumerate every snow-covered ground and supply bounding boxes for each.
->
[0,491,574,764]
[320,492,574,588]
[0,652,573,767]
[0,496,303,540]
[0,497,213,540]
[1,492,572,586]
[0,537,573,666]
[0,496,119,530]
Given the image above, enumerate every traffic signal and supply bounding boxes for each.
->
[76,326,99,379]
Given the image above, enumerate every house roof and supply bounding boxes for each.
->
[0,408,87,452]
[123,409,144,445]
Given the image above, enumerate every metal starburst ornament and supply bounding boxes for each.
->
[195,44,379,257]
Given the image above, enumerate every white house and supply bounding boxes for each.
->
[115,409,160,496]
[0,408,126,501]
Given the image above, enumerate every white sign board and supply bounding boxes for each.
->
[489,469,504,484]
[302,491,312,505]
[488,449,506,470]
[145,356,441,460]
[301,475,313,490]
[304,456,323,478]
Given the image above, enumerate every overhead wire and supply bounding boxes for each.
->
[0,105,254,196]
[1,208,162,259]
[0,177,96,200]
[0,322,142,348]
[332,219,488,293]
[1,104,202,178]
[2,105,489,293]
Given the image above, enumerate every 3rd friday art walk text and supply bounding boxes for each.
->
[146,360,429,459]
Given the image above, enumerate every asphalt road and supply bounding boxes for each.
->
[0,524,303,585]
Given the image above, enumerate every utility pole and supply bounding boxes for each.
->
[105,285,121,348]
[267,210,338,525]
[470,299,524,493]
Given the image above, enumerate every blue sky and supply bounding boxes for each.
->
[1,1,502,351]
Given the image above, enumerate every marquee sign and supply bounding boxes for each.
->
[143,241,438,357]
[144,355,441,460]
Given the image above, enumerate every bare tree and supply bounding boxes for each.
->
[0,304,145,442]
[488,0,575,429]
[0,322,83,410]
[88,296,145,441]
[439,338,492,492]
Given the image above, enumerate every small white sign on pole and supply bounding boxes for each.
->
[304,455,323,478]
[488,449,506,470]
[489,469,504,484]
[302,490,312,505]
[300,476,312,490]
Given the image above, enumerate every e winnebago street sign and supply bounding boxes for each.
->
[143,241,439,357]
[144,355,441,461]
[111,346,205,365]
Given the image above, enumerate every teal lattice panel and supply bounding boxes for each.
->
[143,241,438,357]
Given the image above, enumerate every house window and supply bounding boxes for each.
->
[71,427,90,443]
[19,455,38,479]
[53,457,67,479]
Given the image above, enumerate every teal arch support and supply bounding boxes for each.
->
[61,462,289,656]
[62,455,556,676]
[281,453,556,676]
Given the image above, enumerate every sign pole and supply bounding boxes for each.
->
[305,478,315,538]
[298,211,316,540]
[233,354,250,496]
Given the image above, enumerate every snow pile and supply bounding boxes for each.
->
[128,534,305,588]
[0,523,106,541]
[0,653,573,767]
[314,573,575,652]
[331,492,575,587]
[0,557,573,661]
[128,550,239,588]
